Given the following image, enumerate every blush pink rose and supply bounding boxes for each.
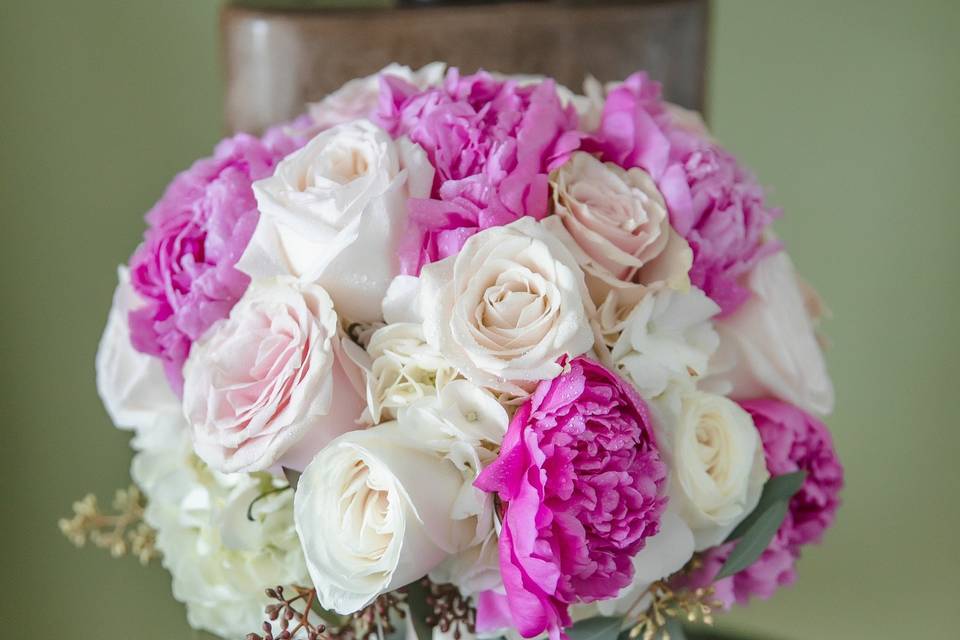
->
[475,357,666,640]
[182,276,364,473]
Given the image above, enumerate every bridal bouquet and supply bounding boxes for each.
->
[65,63,843,640]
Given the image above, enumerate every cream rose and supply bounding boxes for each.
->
[545,151,692,338]
[658,390,769,550]
[237,119,434,323]
[96,266,180,431]
[183,276,364,474]
[703,251,835,416]
[612,286,720,400]
[294,380,505,614]
[363,322,460,424]
[295,422,480,614]
[418,217,597,395]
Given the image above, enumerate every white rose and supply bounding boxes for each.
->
[183,277,364,474]
[237,119,434,322]
[418,217,597,395]
[612,286,720,399]
[307,62,446,132]
[95,266,180,431]
[132,416,309,639]
[658,390,768,550]
[703,251,835,416]
[295,380,506,614]
[295,422,479,614]
[363,322,460,424]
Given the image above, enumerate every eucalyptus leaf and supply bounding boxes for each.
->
[403,580,436,640]
[725,471,805,542]
[566,616,624,640]
[282,466,302,491]
[716,500,790,580]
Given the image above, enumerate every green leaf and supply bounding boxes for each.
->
[716,499,790,580]
[566,616,624,640]
[403,580,435,640]
[282,466,302,491]
[725,471,805,542]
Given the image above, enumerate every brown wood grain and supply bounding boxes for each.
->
[222,0,709,134]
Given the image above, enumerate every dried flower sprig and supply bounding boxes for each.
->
[625,579,721,640]
[425,581,476,640]
[334,590,407,640]
[58,485,158,565]
[248,585,327,640]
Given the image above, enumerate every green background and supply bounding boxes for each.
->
[1,1,957,638]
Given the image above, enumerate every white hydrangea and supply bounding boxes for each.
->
[131,418,310,639]
[363,322,460,424]
[611,286,720,401]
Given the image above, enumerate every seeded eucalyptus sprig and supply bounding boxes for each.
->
[248,585,328,640]
[58,485,158,565]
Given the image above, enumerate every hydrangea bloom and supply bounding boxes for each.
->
[584,71,780,316]
[376,68,581,274]
[677,399,842,607]
[127,123,305,394]
[475,357,666,640]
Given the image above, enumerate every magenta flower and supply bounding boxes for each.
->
[475,357,666,640]
[582,72,671,179]
[583,71,780,316]
[677,399,842,607]
[742,399,844,550]
[127,123,306,394]
[680,537,797,609]
[376,69,581,274]
[666,129,781,315]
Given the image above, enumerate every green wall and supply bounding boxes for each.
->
[1,1,957,638]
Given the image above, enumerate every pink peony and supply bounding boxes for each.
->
[583,71,781,316]
[677,399,842,607]
[680,537,797,609]
[666,129,781,315]
[742,399,844,550]
[475,357,667,640]
[375,68,581,274]
[582,72,671,180]
[127,122,306,394]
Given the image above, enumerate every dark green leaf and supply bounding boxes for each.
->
[566,616,624,640]
[716,500,790,580]
[282,466,302,491]
[725,471,805,542]
[403,580,435,640]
